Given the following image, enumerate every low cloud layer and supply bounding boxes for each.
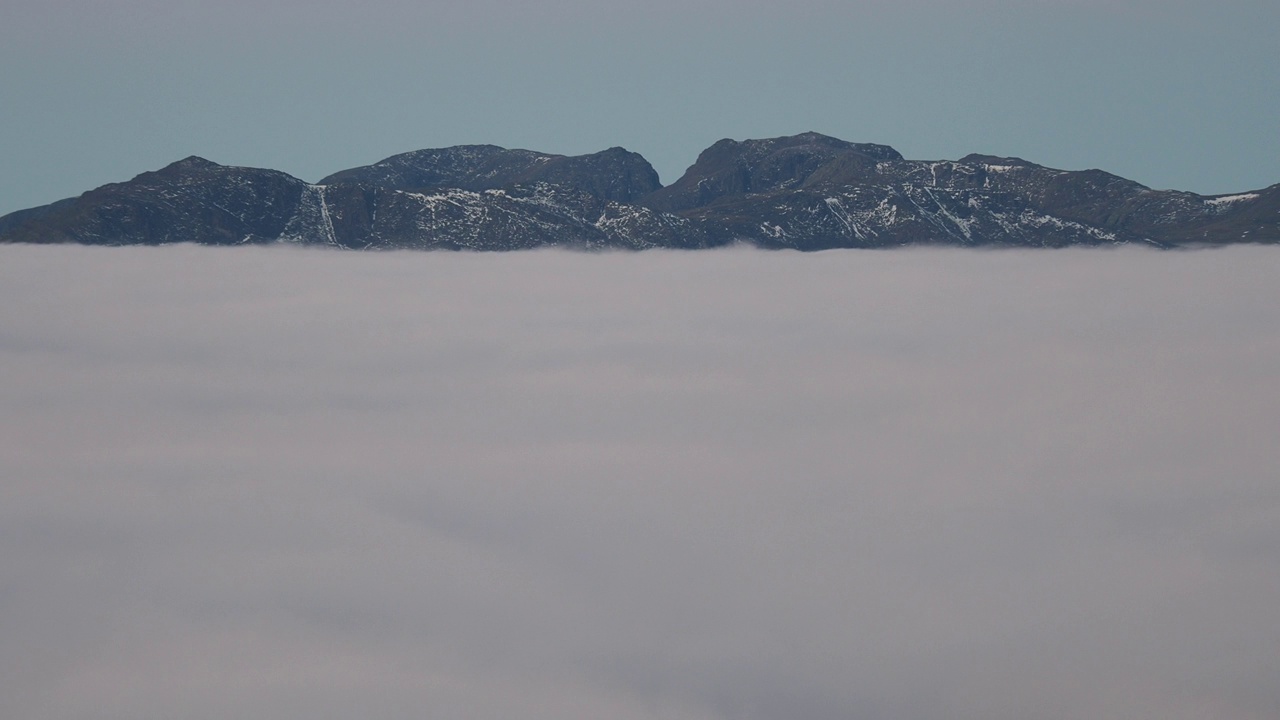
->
[2,245,1278,720]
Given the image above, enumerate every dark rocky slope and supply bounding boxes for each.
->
[3,133,1276,249]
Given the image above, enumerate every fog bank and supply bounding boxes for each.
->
[2,245,1278,720]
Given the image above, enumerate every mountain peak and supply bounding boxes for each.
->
[1,135,1276,250]
[958,153,1034,167]
[166,156,220,170]
[642,133,904,213]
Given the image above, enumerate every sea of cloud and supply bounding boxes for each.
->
[2,244,1277,720]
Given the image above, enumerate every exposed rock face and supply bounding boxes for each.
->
[640,135,1279,249]
[642,132,904,214]
[0,157,310,246]
[3,133,1276,249]
[317,145,661,204]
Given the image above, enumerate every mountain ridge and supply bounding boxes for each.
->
[3,132,1277,249]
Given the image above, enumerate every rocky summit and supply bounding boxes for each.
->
[3,132,1277,249]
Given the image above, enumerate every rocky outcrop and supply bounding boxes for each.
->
[3,133,1276,249]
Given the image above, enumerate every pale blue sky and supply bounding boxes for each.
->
[2,0,1277,216]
